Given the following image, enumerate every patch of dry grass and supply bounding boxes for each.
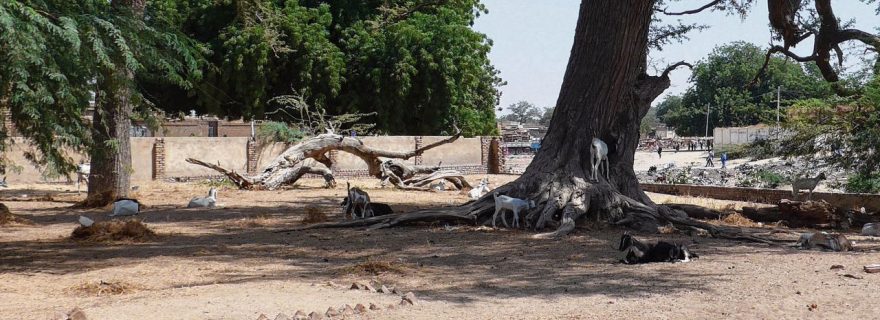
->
[70,219,157,243]
[342,258,411,276]
[69,280,141,296]
[0,204,32,226]
[301,206,328,224]
[227,213,273,229]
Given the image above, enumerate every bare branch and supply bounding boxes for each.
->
[655,0,722,15]
[660,61,693,79]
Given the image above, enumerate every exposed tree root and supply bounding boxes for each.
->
[285,174,782,245]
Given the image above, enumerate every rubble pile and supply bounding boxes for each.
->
[637,156,848,192]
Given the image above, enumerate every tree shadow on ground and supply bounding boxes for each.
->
[1,191,844,303]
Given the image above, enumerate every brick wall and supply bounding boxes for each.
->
[153,138,165,179]
[641,183,880,212]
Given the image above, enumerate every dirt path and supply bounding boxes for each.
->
[0,177,878,319]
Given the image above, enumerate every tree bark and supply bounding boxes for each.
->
[82,0,144,207]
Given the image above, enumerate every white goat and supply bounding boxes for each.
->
[187,188,218,208]
[76,162,90,193]
[430,181,446,192]
[791,172,826,200]
[590,138,609,181]
[468,178,490,200]
[343,182,371,219]
[492,192,536,228]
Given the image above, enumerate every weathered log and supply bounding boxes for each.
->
[666,203,728,220]
[187,127,461,190]
[741,206,782,223]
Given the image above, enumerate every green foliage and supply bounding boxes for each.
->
[499,101,540,123]
[659,42,833,136]
[150,0,501,137]
[539,107,554,126]
[0,0,203,176]
[258,121,304,144]
[780,75,880,176]
[846,173,880,194]
[755,170,785,189]
[640,107,659,137]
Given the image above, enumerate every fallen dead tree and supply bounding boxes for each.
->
[741,200,879,229]
[187,128,471,190]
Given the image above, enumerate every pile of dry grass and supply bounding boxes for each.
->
[342,258,410,276]
[721,212,760,227]
[0,203,32,226]
[70,219,156,243]
[69,280,141,296]
[301,206,328,224]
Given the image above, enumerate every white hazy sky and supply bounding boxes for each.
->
[473,1,880,112]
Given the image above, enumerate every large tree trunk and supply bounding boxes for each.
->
[83,0,144,207]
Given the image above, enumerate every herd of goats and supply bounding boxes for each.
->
[66,137,879,263]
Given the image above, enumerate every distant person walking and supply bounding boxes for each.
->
[705,150,714,167]
[720,152,728,168]
[657,146,663,158]
[699,141,703,150]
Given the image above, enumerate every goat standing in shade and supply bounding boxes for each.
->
[491,192,536,228]
[343,182,371,219]
[76,162,90,193]
[590,138,609,182]
[188,188,218,208]
[791,172,826,200]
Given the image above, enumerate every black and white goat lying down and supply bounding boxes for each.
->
[616,233,696,264]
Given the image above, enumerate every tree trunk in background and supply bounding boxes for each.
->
[84,0,144,206]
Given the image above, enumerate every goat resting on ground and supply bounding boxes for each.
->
[796,231,852,252]
[616,233,696,264]
[468,177,490,200]
[491,192,536,228]
[188,188,218,208]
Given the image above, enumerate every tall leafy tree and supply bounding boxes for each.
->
[150,0,501,136]
[1,1,202,205]
[661,42,833,136]
[499,101,541,124]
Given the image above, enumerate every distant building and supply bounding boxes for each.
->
[498,120,547,155]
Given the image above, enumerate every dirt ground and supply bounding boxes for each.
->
[1,175,879,319]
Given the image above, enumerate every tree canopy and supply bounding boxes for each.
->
[657,42,834,136]
[145,0,502,136]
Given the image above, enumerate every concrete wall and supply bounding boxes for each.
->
[713,126,772,148]
[164,137,249,178]
[131,138,157,182]
[641,183,880,212]
[422,137,482,166]
[2,138,86,183]
[2,135,496,183]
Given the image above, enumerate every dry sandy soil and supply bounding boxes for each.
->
[1,175,879,320]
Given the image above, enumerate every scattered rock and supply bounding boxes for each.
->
[325,281,337,287]
[354,304,367,314]
[379,285,391,293]
[386,304,396,310]
[68,307,88,320]
[400,299,412,306]
[274,313,292,320]
[830,265,845,270]
[293,310,308,320]
[50,311,68,320]
[325,307,339,318]
[350,282,362,290]
[363,283,376,292]
[255,314,270,320]
[842,274,864,280]
[341,304,355,315]
[391,287,401,295]
[402,292,418,306]
[369,303,381,311]
[865,264,880,273]
[307,312,324,320]
[808,303,818,312]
